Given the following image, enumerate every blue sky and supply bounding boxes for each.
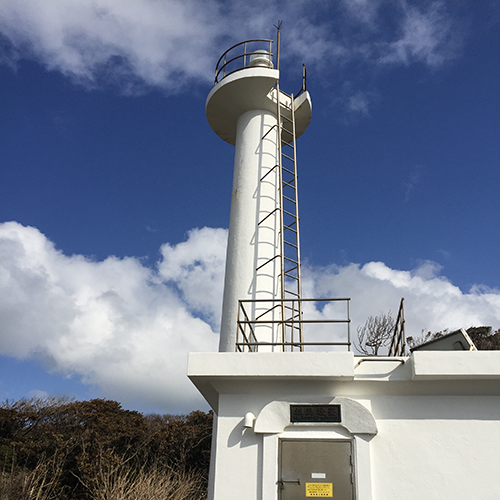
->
[1,1,499,414]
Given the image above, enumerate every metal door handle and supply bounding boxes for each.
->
[278,478,301,487]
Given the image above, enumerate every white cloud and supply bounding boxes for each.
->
[335,82,380,120]
[26,389,49,399]
[0,222,223,413]
[0,0,464,92]
[377,1,462,67]
[341,0,382,26]
[404,165,422,202]
[158,227,227,328]
[305,260,500,346]
[0,0,223,90]
[347,90,377,116]
[2,222,500,412]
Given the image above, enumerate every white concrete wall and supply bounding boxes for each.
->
[189,352,500,500]
[210,395,263,500]
[208,393,500,500]
[370,395,500,500]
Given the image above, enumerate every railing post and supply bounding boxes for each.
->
[347,299,351,351]
[388,297,405,356]
[236,300,240,352]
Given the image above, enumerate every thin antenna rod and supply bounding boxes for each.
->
[274,20,283,71]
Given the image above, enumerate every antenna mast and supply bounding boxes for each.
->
[274,20,283,71]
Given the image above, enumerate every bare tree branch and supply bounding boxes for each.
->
[356,311,395,355]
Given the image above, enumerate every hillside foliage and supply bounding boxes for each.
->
[0,398,212,500]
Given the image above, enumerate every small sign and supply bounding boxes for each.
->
[311,473,326,479]
[290,404,341,423]
[305,482,333,497]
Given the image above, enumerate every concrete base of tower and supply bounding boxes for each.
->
[188,351,500,500]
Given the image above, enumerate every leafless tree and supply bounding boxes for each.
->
[406,329,447,350]
[356,312,395,355]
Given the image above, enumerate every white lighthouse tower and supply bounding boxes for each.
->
[206,36,312,353]
[189,33,500,500]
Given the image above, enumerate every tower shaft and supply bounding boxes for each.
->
[205,40,312,352]
[219,109,280,352]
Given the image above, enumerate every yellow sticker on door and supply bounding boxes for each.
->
[305,482,333,497]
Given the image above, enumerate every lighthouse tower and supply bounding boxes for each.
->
[188,33,500,500]
[206,37,312,353]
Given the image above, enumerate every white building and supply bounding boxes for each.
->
[188,37,500,500]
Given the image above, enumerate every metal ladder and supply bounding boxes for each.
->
[278,89,304,349]
[255,85,304,350]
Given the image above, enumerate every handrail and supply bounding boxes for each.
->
[388,298,406,356]
[214,39,274,84]
[236,298,351,352]
[296,64,307,97]
[236,300,258,353]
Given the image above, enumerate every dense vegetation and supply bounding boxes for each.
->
[407,326,500,351]
[0,398,212,500]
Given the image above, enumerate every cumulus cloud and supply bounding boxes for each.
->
[2,222,500,412]
[0,0,464,92]
[305,260,500,344]
[158,227,227,328]
[0,222,225,413]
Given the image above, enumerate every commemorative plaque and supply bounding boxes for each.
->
[290,404,341,423]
